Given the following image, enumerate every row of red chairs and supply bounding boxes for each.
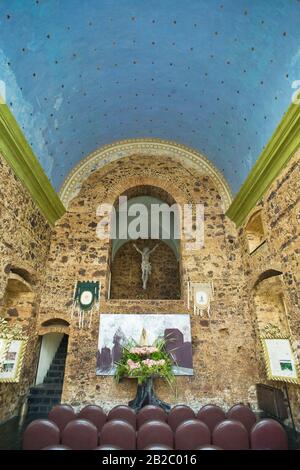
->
[22,403,288,450]
[50,402,256,432]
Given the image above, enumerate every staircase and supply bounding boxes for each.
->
[27,336,68,415]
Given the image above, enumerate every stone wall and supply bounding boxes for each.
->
[2,146,298,422]
[0,141,298,424]
[0,153,52,422]
[239,149,300,426]
[38,154,258,412]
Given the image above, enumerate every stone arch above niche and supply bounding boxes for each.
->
[107,175,189,207]
[59,139,232,211]
[116,184,177,207]
[253,269,283,289]
[39,317,70,336]
[4,259,38,288]
[41,318,70,328]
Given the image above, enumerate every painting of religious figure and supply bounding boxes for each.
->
[96,314,193,376]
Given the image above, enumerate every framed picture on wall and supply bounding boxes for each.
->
[97,314,193,376]
[0,337,27,383]
[261,336,300,384]
[0,338,9,366]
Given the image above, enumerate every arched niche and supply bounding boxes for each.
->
[109,185,181,300]
[110,239,181,300]
[245,210,266,254]
[253,270,289,334]
[1,267,37,320]
[111,185,180,261]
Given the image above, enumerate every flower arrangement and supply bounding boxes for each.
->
[114,339,175,388]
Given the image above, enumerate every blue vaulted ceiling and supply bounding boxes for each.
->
[0,0,299,193]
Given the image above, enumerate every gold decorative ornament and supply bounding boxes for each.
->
[0,319,26,379]
[0,338,9,371]
[0,336,28,383]
[261,323,283,338]
[59,138,232,211]
[0,318,23,340]
[260,325,300,385]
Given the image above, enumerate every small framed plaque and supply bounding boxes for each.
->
[261,336,299,384]
[0,337,28,383]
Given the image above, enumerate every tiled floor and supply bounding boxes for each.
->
[0,414,46,450]
[286,428,300,450]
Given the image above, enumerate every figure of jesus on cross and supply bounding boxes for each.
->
[133,243,159,290]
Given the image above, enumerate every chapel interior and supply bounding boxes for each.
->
[0,0,299,452]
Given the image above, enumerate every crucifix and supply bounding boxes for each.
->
[133,243,159,289]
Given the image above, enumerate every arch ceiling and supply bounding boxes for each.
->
[112,195,180,261]
[0,0,299,194]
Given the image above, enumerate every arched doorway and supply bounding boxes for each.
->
[27,322,69,415]
[35,332,68,386]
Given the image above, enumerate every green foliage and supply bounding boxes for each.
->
[114,338,176,391]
